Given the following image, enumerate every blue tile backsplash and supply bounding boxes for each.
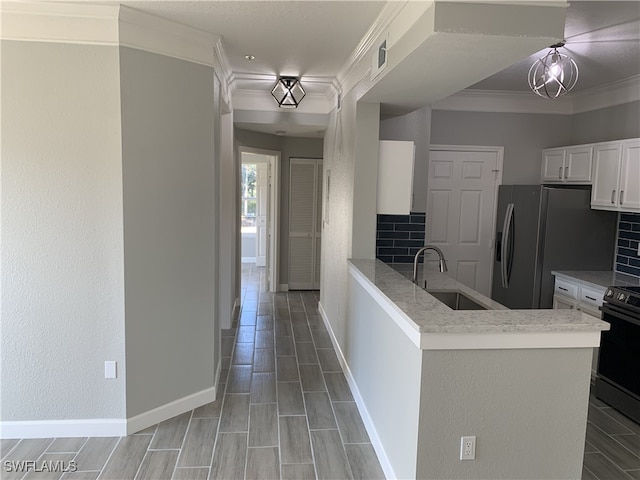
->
[616,213,640,278]
[376,213,426,264]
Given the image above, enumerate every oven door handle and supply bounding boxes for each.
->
[602,304,640,327]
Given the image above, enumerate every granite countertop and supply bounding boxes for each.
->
[348,258,610,335]
[552,270,640,290]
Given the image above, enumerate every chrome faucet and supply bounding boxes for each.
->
[412,245,448,286]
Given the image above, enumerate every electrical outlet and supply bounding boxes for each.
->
[460,436,476,460]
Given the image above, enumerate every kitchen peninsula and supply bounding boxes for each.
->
[339,259,609,480]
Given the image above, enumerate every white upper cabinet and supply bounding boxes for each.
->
[377,140,415,215]
[541,145,593,183]
[591,138,640,212]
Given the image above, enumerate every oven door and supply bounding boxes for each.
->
[598,302,640,399]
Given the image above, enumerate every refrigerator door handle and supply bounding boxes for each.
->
[501,203,515,288]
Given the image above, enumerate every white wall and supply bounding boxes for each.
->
[430,110,572,184]
[1,41,126,420]
[120,47,218,417]
[380,105,432,212]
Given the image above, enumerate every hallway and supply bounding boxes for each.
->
[0,264,385,480]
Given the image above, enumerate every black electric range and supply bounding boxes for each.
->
[595,285,640,424]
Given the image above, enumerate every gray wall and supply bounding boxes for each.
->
[380,105,432,213]
[120,47,218,417]
[235,129,324,287]
[571,100,640,144]
[430,110,573,185]
[1,41,126,420]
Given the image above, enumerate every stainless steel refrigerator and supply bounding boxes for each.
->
[491,185,617,309]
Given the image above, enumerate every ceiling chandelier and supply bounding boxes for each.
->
[271,76,305,108]
[528,42,578,99]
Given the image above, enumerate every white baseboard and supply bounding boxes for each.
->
[279,284,289,292]
[0,419,127,439]
[317,302,395,480]
[1,365,222,439]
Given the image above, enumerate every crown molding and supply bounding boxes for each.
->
[432,89,573,115]
[335,1,406,93]
[571,75,640,114]
[233,89,333,115]
[0,1,119,45]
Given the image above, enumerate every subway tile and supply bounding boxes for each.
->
[619,230,640,241]
[395,223,425,232]
[377,231,410,240]
[377,214,409,223]
[376,255,393,263]
[378,247,409,256]
[618,264,640,277]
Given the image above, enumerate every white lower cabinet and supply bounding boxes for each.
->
[553,276,605,379]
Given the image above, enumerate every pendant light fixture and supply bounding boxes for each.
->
[271,76,305,108]
[528,42,578,99]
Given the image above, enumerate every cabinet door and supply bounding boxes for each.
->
[618,139,640,212]
[553,295,577,309]
[565,145,593,183]
[591,142,622,209]
[377,140,415,214]
[541,148,565,183]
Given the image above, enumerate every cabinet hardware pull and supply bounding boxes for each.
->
[558,166,562,179]
[620,190,624,204]
[586,296,597,301]
[565,166,568,178]
[559,286,568,291]
[611,190,616,204]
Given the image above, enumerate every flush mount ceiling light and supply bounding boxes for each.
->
[271,76,305,108]
[528,42,579,99]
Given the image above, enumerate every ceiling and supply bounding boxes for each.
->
[119,1,640,136]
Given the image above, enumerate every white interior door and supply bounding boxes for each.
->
[427,147,502,296]
[289,158,322,290]
[256,163,269,268]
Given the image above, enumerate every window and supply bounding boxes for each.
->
[241,164,257,233]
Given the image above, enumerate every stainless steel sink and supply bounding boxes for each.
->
[427,291,488,310]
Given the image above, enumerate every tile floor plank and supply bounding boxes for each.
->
[60,472,100,480]
[1,439,20,461]
[324,373,354,402]
[296,343,319,365]
[46,439,87,454]
[135,450,179,480]
[310,430,352,480]
[275,320,292,337]
[2,439,55,480]
[192,389,224,418]
[256,316,274,331]
[150,412,191,450]
[600,408,640,435]
[251,373,277,404]
[245,448,280,480]
[344,444,385,480]
[279,416,313,464]
[276,336,295,356]
[281,464,316,480]
[588,407,635,435]
[627,470,640,480]
[276,356,299,382]
[255,331,274,349]
[304,392,337,430]
[177,418,217,468]
[316,349,341,372]
[249,404,278,448]
[72,438,119,472]
[227,365,253,394]
[23,453,75,480]
[209,433,247,480]
[292,324,313,343]
[586,423,640,470]
[236,326,256,344]
[583,452,633,480]
[98,435,151,480]
[172,467,209,480]
[232,343,254,365]
[333,402,370,444]
[219,394,250,433]
[277,382,305,415]
[253,349,275,373]
[299,365,326,392]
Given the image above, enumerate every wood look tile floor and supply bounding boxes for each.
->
[3,264,639,479]
[0,264,384,480]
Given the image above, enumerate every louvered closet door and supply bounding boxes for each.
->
[289,159,322,290]
[314,163,323,289]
